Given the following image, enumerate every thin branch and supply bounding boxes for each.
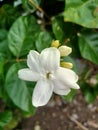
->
[68,115,89,130]
[28,0,50,19]
[63,38,70,45]
[16,58,27,62]
[5,59,26,64]
[84,68,93,80]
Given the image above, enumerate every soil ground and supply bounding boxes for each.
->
[17,91,98,130]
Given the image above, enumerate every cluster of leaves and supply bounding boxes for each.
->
[0,0,98,129]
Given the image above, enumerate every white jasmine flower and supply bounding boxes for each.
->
[18,47,79,107]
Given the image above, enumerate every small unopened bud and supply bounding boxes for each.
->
[88,77,97,86]
[60,62,73,69]
[58,45,72,56]
[51,40,60,48]
[34,124,41,130]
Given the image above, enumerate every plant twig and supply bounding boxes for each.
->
[16,58,27,62]
[68,115,89,130]
[87,120,98,128]
[84,68,93,80]
[63,38,70,45]
[28,0,50,19]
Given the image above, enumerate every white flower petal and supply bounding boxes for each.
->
[71,83,80,89]
[40,47,60,71]
[52,79,71,95]
[18,68,40,81]
[54,88,71,95]
[54,67,78,84]
[27,50,40,72]
[53,67,79,91]
[32,79,53,107]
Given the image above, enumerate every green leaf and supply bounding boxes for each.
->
[8,15,40,57]
[0,53,8,98]
[64,0,98,28]
[22,0,41,12]
[0,4,19,28]
[0,53,6,76]
[78,31,98,65]
[0,29,7,40]
[64,89,76,102]
[0,111,12,127]
[85,91,96,103]
[52,16,77,43]
[35,31,52,52]
[0,126,3,130]
[80,82,96,103]
[52,16,66,42]
[5,63,35,113]
[0,29,9,54]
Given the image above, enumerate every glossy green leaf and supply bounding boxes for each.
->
[0,111,12,127]
[0,29,10,54]
[35,31,52,52]
[5,63,34,112]
[22,0,41,12]
[64,0,98,28]
[0,4,19,28]
[52,16,66,42]
[52,16,76,42]
[8,15,40,57]
[78,31,98,65]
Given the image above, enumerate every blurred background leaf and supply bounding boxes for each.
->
[78,30,98,65]
[64,0,98,28]
[0,111,13,127]
[0,4,20,29]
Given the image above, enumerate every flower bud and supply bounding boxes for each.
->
[87,77,97,86]
[34,125,41,130]
[58,45,72,56]
[60,62,73,69]
[51,40,60,48]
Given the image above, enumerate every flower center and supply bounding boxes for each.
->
[46,71,55,80]
[46,72,51,79]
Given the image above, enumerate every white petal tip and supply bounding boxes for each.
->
[32,103,39,107]
[18,70,24,80]
[73,84,80,89]
[32,101,46,107]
